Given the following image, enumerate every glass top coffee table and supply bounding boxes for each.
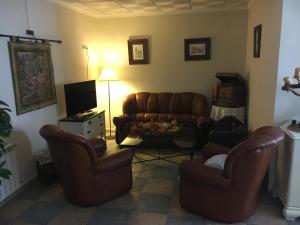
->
[120,126,196,164]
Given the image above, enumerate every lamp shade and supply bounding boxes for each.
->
[99,68,118,81]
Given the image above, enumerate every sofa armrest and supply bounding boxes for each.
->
[179,160,231,189]
[196,116,211,128]
[202,143,231,159]
[93,149,133,173]
[89,137,107,156]
[113,114,132,128]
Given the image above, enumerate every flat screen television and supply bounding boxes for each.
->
[64,80,97,117]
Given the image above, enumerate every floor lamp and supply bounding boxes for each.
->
[99,68,119,139]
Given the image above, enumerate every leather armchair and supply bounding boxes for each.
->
[113,92,210,147]
[39,124,133,206]
[179,126,284,223]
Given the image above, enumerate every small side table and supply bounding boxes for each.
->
[36,150,58,185]
[210,105,246,123]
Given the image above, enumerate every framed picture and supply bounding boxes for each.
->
[128,39,149,65]
[254,24,262,58]
[8,41,57,115]
[184,38,211,61]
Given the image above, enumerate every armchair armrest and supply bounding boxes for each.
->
[202,143,231,159]
[89,137,107,156]
[179,159,231,189]
[93,149,133,173]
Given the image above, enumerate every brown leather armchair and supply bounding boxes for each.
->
[113,92,210,147]
[39,124,133,206]
[179,126,284,223]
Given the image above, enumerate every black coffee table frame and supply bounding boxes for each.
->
[120,127,195,165]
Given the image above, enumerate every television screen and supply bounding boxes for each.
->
[64,80,97,117]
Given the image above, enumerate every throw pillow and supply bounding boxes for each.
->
[204,154,227,170]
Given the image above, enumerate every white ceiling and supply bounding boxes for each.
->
[50,0,250,18]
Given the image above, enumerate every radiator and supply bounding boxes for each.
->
[0,144,20,202]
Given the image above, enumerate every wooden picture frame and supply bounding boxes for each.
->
[184,38,211,61]
[8,41,57,115]
[128,39,149,65]
[254,24,262,58]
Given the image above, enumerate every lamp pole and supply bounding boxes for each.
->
[107,80,112,139]
[99,68,118,139]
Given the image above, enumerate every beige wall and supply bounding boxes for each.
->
[245,0,283,130]
[94,11,248,126]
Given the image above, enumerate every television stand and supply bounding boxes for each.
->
[59,110,106,139]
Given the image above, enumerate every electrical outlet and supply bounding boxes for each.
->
[82,44,88,50]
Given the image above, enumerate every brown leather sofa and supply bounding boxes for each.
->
[179,126,284,223]
[39,124,133,206]
[113,92,209,146]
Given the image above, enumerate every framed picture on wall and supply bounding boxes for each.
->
[184,38,211,61]
[8,41,57,115]
[128,39,149,65]
[254,24,262,58]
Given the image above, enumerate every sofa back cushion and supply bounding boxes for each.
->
[123,92,207,116]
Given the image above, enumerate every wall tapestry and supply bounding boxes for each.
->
[8,41,56,115]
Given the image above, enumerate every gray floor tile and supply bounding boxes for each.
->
[128,212,167,225]
[16,180,53,201]
[151,165,178,180]
[37,184,64,203]
[135,193,172,214]
[17,201,65,225]
[132,177,148,192]
[100,192,139,211]
[143,178,176,195]
[166,215,206,225]
[8,221,37,225]
[87,208,131,225]
[246,204,287,225]
[47,204,96,225]
[0,199,33,225]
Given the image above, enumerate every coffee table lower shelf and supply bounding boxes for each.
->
[120,133,195,165]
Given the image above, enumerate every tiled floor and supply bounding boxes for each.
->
[0,141,298,225]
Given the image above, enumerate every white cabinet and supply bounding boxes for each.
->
[59,111,106,139]
[277,121,300,220]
